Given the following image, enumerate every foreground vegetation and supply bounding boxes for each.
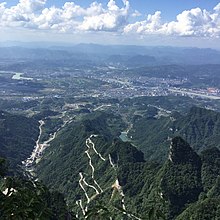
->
[0,95,220,219]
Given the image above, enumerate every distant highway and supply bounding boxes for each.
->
[169,88,220,100]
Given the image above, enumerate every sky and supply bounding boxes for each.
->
[0,0,220,48]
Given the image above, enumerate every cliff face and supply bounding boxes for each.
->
[168,136,201,165]
[161,137,203,218]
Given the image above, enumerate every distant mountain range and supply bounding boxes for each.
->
[1,44,220,65]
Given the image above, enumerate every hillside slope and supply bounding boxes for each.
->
[0,111,39,173]
[35,109,220,219]
[130,106,220,162]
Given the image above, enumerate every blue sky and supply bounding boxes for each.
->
[71,0,220,19]
[6,0,220,19]
[1,0,220,48]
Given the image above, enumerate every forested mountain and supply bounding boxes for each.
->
[1,103,220,219]
[0,111,39,173]
[2,0,220,216]
[0,157,72,219]
[36,112,135,203]
[34,109,220,219]
[161,137,203,218]
[130,106,220,162]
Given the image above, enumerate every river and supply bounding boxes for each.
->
[119,123,133,142]
[119,131,130,142]
[12,72,33,80]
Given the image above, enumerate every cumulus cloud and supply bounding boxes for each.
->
[124,3,220,37]
[0,0,46,28]
[0,0,220,38]
[0,3,6,18]
[165,7,220,37]
[124,11,162,34]
[79,0,130,31]
[0,0,130,32]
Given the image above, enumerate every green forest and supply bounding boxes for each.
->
[0,98,220,219]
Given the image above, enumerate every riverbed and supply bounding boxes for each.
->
[12,72,33,80]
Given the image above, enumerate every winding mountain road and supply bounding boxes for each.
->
[22,113,72,178]
[77,134,106,215]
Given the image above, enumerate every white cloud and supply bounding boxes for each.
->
[0,0,130,32]
[165,7,220,37]
[0,2,6,12]
[124,3,220,38]
[0,0,46,28]
[0,0,220,38]
[79,0,130,31]
[131,10,141,18]
[124,11,162,34]
[18,0,46,13]
[0,3,6,21]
